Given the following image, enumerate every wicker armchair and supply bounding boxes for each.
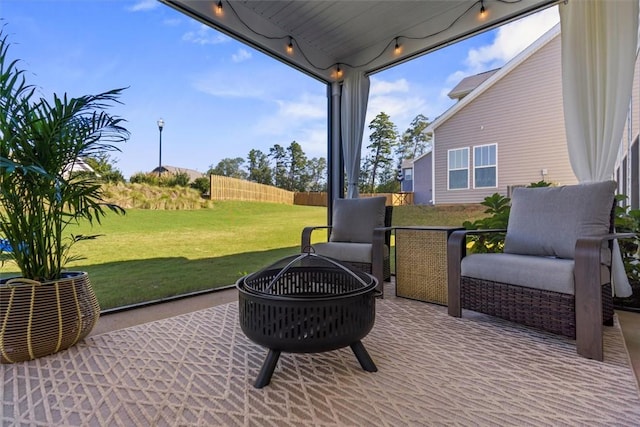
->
[301,197,392,296]
[447,181,634,361]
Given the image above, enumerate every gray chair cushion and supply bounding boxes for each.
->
[462,253,575,294]
[312,242,390,264]
[504,181,615,259]
[329,197,386,243]
[461,253,610,295]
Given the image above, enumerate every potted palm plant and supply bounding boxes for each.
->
[0,30,129,363]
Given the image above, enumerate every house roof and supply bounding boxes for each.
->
[63,158,95,177]
[161,0,559,83]
[447,68,500,100]
[401,158,414,169]
[427,23,561,132]
[414,148,433,163]
[152,165,205,182]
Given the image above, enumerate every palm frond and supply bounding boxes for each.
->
[0,28,129,280]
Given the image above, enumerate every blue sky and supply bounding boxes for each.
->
[2,1,559,179]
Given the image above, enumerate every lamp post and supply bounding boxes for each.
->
[157,118,164,177]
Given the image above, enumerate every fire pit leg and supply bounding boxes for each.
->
[255,349,281,388]
[350,341,377,372]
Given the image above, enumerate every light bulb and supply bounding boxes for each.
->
[394,38,401,55]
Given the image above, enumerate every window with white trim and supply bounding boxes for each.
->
[448,148,469,190]
[403,168,413,181]
[474,144,497,188]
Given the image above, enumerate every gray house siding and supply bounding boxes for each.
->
[413,152,433,204]
[432,29,577,205]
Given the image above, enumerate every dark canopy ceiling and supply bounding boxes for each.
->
[161,0,559,83]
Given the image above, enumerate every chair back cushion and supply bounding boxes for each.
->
[329,196,386,243]
[503,181,616,259]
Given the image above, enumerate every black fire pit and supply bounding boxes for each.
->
[237,252,378,388]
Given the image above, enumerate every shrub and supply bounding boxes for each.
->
[165,171,190,187]
[129,171,190,187]
[191,176,210,195]
[614,195,640,282]
[462,193,511,253]
[101,169,125,183]
[130,172,157,185]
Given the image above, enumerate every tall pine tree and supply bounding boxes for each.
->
[396,114,431,162]
[364,112,398,192]
[247,149,272,185]
[287,141,309,191]
[269,144,289,189]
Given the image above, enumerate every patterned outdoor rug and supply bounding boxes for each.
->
[2,291,640,426]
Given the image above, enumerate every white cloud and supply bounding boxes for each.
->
[276,95,325,121]
[163,18,182,27]
[194,77,325,159]
[367,95,425,125]
[368,77,427,131]
[127,0,157,12]
[370,78,410,96]
[182,24,228,45]
[257,93,326,133]
[192,61,317,100]
[250,93,327,157]
[191,62,327,156]
[301,128,329,158]
[448,6,559,85]
[232,49,252,63]
[445,70,469,87]
[193,71,267,98]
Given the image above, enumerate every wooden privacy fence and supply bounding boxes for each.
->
[294,192,327,206]
[209,175,294,204]
[209,176,414,206]
[391,192,414,206]
[294,192,414,206]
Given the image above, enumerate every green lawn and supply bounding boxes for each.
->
[1,201,486,310]
[392,203,486,227]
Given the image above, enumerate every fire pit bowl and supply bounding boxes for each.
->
[237,252,378,388]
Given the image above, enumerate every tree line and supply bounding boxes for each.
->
[209,112,431,194]
[84,112,432,195]
[209,141,327,192]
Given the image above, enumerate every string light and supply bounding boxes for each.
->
[394,38,402,55]
[287,37,294,54]
[218,0,539,76]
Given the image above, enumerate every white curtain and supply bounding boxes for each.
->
[341,72,370,198]
[560,0,639,297]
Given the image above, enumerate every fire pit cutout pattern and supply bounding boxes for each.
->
[237,252,378,388]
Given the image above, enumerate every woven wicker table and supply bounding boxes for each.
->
[394,226,463,305]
